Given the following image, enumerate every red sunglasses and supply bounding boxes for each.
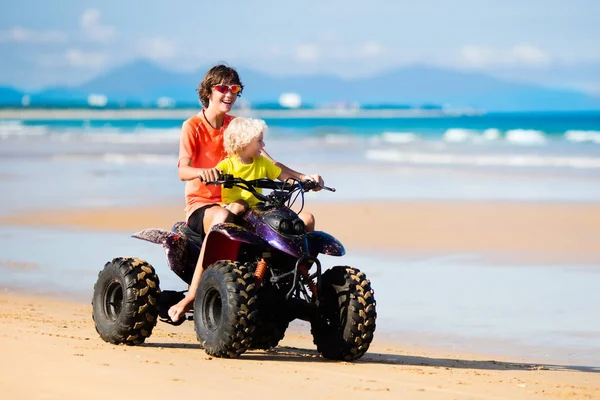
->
[213,84,242,94]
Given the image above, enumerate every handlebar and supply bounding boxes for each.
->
[205,174,334,206]
[206,174,335,193]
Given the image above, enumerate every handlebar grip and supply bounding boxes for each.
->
[301,180,336,192]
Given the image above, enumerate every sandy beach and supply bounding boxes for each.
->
[1,292,598,400]
[1,200,600,399]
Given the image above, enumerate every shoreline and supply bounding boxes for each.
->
[2,200,599,264]
[0,107,454,120]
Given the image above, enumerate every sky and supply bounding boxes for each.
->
[1,0,599,93]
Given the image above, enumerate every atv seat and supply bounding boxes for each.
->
[172,221,205,247]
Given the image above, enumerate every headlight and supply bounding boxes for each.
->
[279,219,291,233]
[293,220,305,234]
[264,210,306,236]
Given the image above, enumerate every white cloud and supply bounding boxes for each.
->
[34,48,108,69]
[360,42,383,57]
[512,44,551,66]
[459,44,552,68]
[0,26,68,44]
[137,37,178,60]
[65,48,108,68]
[81,9,116,44]
[459,45,497,68]
[294,44,320,62]
[292,42,383,63]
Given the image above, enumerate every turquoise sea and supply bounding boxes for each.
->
[2,111,600,207]
[1,111,599,368]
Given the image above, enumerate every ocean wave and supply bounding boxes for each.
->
[0,120,49,138]
[52,153,177,164]
[564,130,600,144]
[0,120,181,144]
[442,128,501,143]
[482,128,501,141]
[322,133,361,145]
[365,149,600,169]
[83,128,181,144]
[443,128,479,142]
[102,153,177,164]
[504,129,547,145]
[379,131,419,144]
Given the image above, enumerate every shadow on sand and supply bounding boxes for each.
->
[141,343,599,373]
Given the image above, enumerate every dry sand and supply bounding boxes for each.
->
[1,200,600,399]
[1,292,598,400]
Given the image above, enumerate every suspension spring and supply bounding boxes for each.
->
[254,258,267,286]
[298,264,317,297]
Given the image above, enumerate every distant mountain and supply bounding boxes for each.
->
[78,59,198,99]
[2,60,600,111]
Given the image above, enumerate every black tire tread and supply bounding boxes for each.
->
[195,261,258,358]
[311,266,377,361]
[92,257,161,346]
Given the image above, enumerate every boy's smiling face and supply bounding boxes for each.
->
[240,132,265,161]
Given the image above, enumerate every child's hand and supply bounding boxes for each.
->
[302,174,324,191]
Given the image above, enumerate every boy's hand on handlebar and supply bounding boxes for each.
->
[301,174,324,191]
[198,168,222,183]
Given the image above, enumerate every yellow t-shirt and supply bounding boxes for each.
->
[216,155,282,206]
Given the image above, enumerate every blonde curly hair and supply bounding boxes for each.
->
[223,117,268,156]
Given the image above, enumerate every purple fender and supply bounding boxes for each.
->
[307,231,346,257]
[132,227,199,285]
[209,222,268,246]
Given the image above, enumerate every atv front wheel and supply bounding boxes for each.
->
[92,257,161,345]
[250,289,289,350]
[311,266,376,361]
[194,261,257,358]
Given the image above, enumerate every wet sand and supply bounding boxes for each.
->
[2,201,599,264]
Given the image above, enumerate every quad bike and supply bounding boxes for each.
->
[92,175,377,360]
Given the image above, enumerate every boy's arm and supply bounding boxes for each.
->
[277,169,296,183]
[178,121,220,182]
[261,149,324,185]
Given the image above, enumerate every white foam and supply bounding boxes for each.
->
[380,131,419,144]
[564,130,600,144]
[52,153,177,164]
[101,153,177,164]
[482,128,501,141]
[0,120,48,138]
[81,128,181,144]
[505,129,547,145]
[365,149,600,169]
[322,134,360,145]
[443,128,477,143]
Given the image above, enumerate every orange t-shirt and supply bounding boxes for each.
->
[178,113,235,220]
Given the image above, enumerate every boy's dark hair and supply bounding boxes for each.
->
[197,64,244,108]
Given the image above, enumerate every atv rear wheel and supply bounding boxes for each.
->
[194,261,257,358]
[311,266,376,361]
[92,257,160,345]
